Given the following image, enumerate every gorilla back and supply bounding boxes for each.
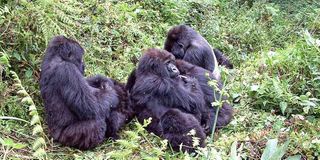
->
[39,36,112,150]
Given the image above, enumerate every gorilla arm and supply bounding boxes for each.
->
[183,41,216,72]
[54,62,102,120]
[125,68,136,92]
[131,74,203,114]
[176,59,222,102]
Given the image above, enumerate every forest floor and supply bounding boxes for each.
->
[0,0,319,159]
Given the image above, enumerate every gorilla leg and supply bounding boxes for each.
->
[161,109,206,152]
[58,119,106,150]
[136,107,163,136]
[216,103,233,128]
[105,111,127,139]
[207,102,233,133]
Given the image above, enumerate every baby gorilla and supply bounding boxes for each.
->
[128,48,207,152]
[86,75,134,139]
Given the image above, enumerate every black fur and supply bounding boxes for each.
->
[106,79,134,139]
[164,25,233,71]
[39,36,132,149]
[86,75,134,139]
[176,60,233,133]
[128,49,206,152]
[161,109,206,152]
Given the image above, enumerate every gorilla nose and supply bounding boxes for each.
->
[172,67,178,72]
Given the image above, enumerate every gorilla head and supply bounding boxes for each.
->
[165,24,234,73]
[164,25,196,59]
[137,48,180,78]
[164,25,217,72]
[46,36,85,74]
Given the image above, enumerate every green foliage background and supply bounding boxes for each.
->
[0,0,319,159]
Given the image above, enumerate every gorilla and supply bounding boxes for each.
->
[175,60,233,133]
[128,48,207,152]
[86,75,134,139]
[164,25,233,72]
[39,36,133,150]
[163,25,233,131]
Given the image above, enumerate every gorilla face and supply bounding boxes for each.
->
[164,25,192,59]
[165,59,180,78]
[137,49,181,78]
[170,42,185,59]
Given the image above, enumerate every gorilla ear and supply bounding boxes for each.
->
[171,33,177,39]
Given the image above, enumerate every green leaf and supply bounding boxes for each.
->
[269,140,290,160]
[286,155,301,160]
[31,115,40,125]
[32,137,46,150]
[33,125,43,135]
[13,52,21,61]
[250,84,259,91]
[261,139,278,160]
[303,106,310,114]
[279,102,287,115]
[33,148,46,158]
[0,53,10,66]
[25,69,33,78]
[12,142,27,149]
[1,138,14,146]
[229,141,238,160]
[0,138,27,149]
[299,95,308,101]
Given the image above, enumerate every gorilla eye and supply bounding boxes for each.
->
[165,60,174,65]
[178,42,184,48]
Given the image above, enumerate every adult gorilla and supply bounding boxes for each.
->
[128,49,207,152]
[164,24,233,71]
[163,25,234,131]
[126,51,233,136]
[40,36,133,150]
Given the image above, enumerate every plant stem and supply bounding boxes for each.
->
[206,73,227,159]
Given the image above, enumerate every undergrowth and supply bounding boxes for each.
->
[0,0,319,159]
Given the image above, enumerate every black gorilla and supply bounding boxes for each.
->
[175,60,233,133]
[128,49,207,152]
[164,25,233,71]
[163,25,233,131]
[40,36,133,150]
[86,75,134,139]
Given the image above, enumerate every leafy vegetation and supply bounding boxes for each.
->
[0,0,319,159]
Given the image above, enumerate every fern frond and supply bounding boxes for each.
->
[10,71,47,159]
